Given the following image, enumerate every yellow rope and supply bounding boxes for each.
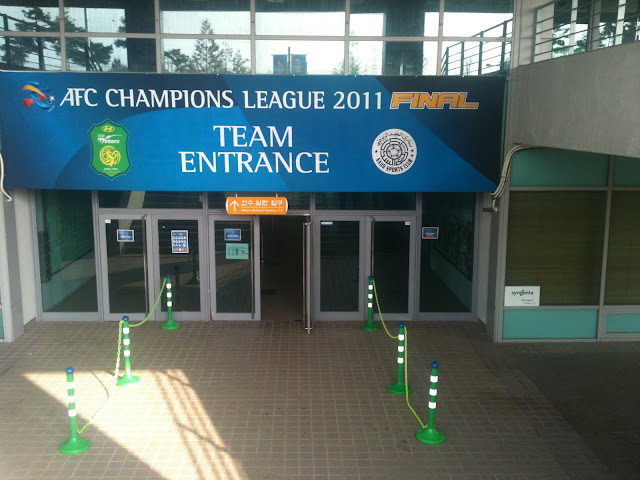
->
[129,277,167,328]
[77,320,123,434]
[403,326,427,429]
[372,279,397,339]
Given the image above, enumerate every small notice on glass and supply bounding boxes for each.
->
[171,230,189,254]
[226,243,249,260]
[504,286,540,306]
[117,229,134,242]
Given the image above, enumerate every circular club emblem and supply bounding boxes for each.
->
[371,129,417,175]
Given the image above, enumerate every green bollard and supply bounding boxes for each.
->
[360,276,379,331]
[117,316,140,386]
[416,361,445,445]
[388,323,412,395]
[59,367,90,454]
[161,274,181,330]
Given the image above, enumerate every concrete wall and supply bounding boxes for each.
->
[0,197,24,341]
[511,42,640,157]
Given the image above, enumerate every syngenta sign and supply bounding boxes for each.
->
[1,73,506,192]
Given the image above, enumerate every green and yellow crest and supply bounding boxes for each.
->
[89,120,131,179]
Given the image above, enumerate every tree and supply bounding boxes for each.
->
[162,19,250,74]
[332,52,364,75]
[110,58,127,72]
[164,48,191,73]
[191,19,223,73]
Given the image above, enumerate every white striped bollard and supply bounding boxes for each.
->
[388,323,412,395]
[161,274,180,330]
[117,316,140,386]
[59,367,90,454]
[416,361,445,445]
[361,275,379,331]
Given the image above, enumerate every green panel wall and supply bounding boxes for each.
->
[613,156,640,186]
[606,314,640,333]
[503,309,598,339]
[511,149,609,187]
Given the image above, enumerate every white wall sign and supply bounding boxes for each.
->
[504,286,540,307]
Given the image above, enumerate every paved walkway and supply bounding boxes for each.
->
[0,320,633,479]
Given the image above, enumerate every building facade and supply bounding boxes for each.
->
[0,0,638,342]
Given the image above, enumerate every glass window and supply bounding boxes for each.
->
[420,193,475,312]
[350,41,437,75]
[443,0,513,37]
[162,38,250,74]
[256,40,344,75]
[208,192,309,210]
[605,192,640,305]
[351,0,439,37]
[442,40,510,75]
[622,0,640,45]
[255,0,345,36]
[315,193,415,210]
[64,0,154,34]
[161,0,250,35]
[613,156,640,186]
[0,35,61,70]
[0,2,59,32]
[35,190,98,312]
[98,191,204,209]
[66,37,156,72]
[506,191,607,306]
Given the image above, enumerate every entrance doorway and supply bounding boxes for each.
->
[260,216,307,323]
[313,215,417,321]
[98,213,206,322]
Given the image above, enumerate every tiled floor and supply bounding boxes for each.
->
[0,320,629,479]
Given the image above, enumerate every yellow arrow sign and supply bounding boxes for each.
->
[225,197,288,215]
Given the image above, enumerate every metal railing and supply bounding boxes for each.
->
[1,12,106,71]
[440,19,512,76]
[533,0,640,62]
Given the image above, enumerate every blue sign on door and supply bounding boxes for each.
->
[171,230,189,253]
[224,228,241,241]
[422,227,439,239]
[117,229,134,242]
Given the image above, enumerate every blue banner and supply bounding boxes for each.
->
[0,72,505,192]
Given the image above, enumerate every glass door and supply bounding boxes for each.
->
[209,215,260,320]
[314,217,365,320]
[152,215,206,321]
[367,216,416,320]
[99,214,150,321]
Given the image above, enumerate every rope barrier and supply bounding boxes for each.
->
[372,279,397,340]
[70,278,167,437]
[76,319,124,435]
[129,277,167,328]
[403,327,427,429]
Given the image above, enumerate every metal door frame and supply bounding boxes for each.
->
[367,214,417,322]
[150,213,207,321]
[208,214,261,321]
[313,215,366,321]
[303,216,313,333]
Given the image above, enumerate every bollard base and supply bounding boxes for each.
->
[60,437,90,455]
[416,427,445,445]
[116,374,140,386]
[360,322,379,332]
[387,382,412,395]
[160,320,181,331]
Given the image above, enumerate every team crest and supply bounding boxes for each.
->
[88,120,131,179]
[371,129,417,175]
